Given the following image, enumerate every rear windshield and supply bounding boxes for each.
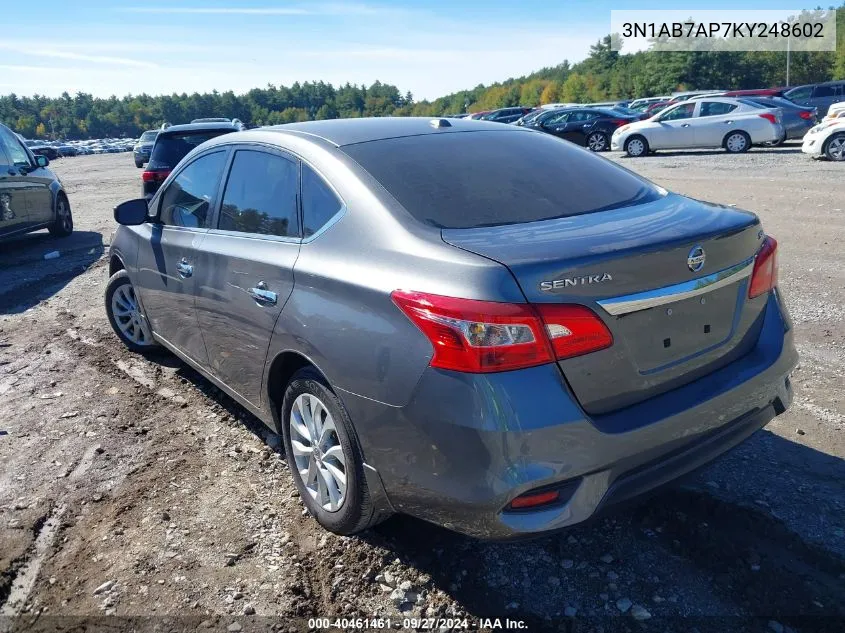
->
[148,130,230,170]
[343,131,662,229]
[140,131,158,142]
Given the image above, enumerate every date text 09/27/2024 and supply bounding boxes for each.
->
[308,617,528,630]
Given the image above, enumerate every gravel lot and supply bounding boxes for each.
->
[1,146,844,633]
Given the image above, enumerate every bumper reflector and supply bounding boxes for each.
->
[508,489,560,510]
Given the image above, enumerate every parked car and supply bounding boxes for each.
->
[133,130,159,168]
[644,101,672,116]
[142,120,245,198]
[57,144,78,157]
[722,88,789,98]
[526,107,640,151]
[741,96,816,143]
[823,102,845,121]
[466,110,493,120]
[612,98,783,156]
[784,81,845,115]
[801,119,845,161]
[105,117,797,538]
[482,107,534,124]
[24,140,60,160]
[539,102,577,110]
[0,122,73,240]
[629,96,670,110]
[514,108,560,126]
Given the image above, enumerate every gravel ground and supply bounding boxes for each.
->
[0,146,844,633]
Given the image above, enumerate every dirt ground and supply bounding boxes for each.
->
[1,147,844,633]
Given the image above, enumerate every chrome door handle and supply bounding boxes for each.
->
[248,281,277,306]
[681,123,690,127]
[176,258,193,278]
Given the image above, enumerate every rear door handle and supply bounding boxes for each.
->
[176,258,193,278]
[249,281,277,306]
[681,123,690,127]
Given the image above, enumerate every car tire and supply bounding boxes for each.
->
[624,135,649,157]
[281,367,387,535]
[724,131,751,153]
[135,160,144,168]
[764,135,786,147]
[586,132,609,152]
[47,194,73,237]
[823,132,845,161]
[104,270,158,353]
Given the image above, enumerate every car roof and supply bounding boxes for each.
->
[159,121,243,135]
[250,117,525,147]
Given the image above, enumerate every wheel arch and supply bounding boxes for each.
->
[264,349,330,434]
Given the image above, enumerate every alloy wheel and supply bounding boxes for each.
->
[289,393,347,512]
[57,198,72,232]
[827,136,845,161]
[111,284,153,346]
[587,133,607,152]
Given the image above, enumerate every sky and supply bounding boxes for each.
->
[0,0,814,101]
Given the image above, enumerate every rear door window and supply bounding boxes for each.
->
[158,151,227,229]
[343,130,662,229]
[813,85,836,98]
[699,102,738,117]
[218,150,300,238]
[302,164,343,238]
[148,130,229,170]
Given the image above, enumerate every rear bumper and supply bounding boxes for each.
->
[342,292,797,539]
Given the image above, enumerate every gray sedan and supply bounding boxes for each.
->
[106,118,797,539]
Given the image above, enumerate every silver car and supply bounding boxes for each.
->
[612,98,783,156]
[106,118,796,539]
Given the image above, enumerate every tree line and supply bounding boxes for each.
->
[2,5,843,140]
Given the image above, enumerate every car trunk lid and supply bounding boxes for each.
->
[441,193,768,415]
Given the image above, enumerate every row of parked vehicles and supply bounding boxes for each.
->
[453,80,845,161]
[20,137,136,160]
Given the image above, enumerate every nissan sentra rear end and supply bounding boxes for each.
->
[322,123,797,539]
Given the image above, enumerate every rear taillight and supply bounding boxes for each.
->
[798,110,813,120]
[748,236,778,299]
[390,291,612,373]
[759,113,778,124]
[611,119,628,127]
[142,169,171,183]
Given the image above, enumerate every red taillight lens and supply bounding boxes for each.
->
[759,113,777,124]
[748,236,778,299]
[612,119,628,127]
[390,291,612,373]
[798,111,813,120]
[509,489,560,510]
[535,304,614,360]
[142,169,170,183]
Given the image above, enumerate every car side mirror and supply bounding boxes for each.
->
[35,155,49,168]
[114,199,149,226]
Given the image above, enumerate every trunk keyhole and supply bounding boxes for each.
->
[704,324,711,334]
[663,338,671,348]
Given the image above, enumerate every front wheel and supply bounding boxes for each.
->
[282,367,387,535]
[724,131,751,154]
[104,270,158,352]
[47,194,73,237]
[586,132,608,152]
[624,135,649,157]
[824,133,845,161]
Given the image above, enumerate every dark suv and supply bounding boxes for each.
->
[784,81,845,115]
[133,130,159,168]
[142,120,245,197]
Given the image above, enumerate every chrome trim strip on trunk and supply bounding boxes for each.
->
[597,257,755,316]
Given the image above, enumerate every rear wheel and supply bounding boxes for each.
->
[281,367,386,535]
[586,132,608,152]
[824,133,845,161]
[724,131,751,153]
[135,160,144,168]
[624,135,649,157]
[47,194,73,237]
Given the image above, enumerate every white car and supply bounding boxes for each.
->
[611,97,783,157]
[822,102,845,121]
[801,119,845,161]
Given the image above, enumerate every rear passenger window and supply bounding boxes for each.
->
[159,151,227,228]
[219,150,300,238]
[813,85,836,98]
[699,102,737,117]
[302,164,343,238]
